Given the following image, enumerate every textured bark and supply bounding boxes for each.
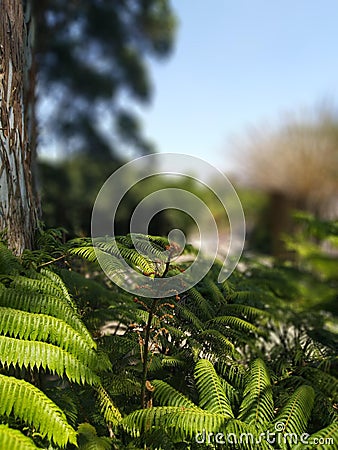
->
[0,0,39,254]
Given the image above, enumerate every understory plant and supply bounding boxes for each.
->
[0,214,337,449]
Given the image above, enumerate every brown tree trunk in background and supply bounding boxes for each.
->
[267,192,295,259]
[0,0,39,254]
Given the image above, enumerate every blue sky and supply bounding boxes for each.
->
[139,0,338,171]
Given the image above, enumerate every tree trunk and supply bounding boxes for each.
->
[0,0,39,254]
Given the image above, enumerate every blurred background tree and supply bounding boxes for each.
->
[34,0,178,236]
[234,103,338,256]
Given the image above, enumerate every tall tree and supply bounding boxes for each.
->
[0,0,39,254]
[34,0,176,159]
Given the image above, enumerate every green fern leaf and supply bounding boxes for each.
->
[39,268,76,309]
[122,406,229,439]
[0,375,77,447]
[269,385,315,437]
[0,336,100,385]
[0,243,21,275]
[208,315,263,335]
[152,379,200,409]
[238,358,274,426]
[220,304,270,321]
[175,304,204,330]
[0,289,95,349]
[293,421,338,449]
[224,419,274,450]
[187,288,215,320]
[0,424,39,450]
[194,359,234,417]
[95,385,122,426]
[0,307,108,370]
[199,329,236,355]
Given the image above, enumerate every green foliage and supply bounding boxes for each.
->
[77,423,112,450]
[1,216,337,449]
[0,375,77,447]
[238,359,273,426]
[36,1,176,158]
[0,425,39,450]
[0,242,121,448]
[122,358,333,449]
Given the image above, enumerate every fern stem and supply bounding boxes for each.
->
[140,298,158,409]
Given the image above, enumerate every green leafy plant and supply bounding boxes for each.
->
[0,241,121,449]
[122,358,337,449]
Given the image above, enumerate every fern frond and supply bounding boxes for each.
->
[152,380,199,409]
[95,385,122,426]
[208,315,263,336]
[216,359,246,391]
[0,425,39,450]
[0,307,107,370]
[298,366,338,400]
[269,385,315,436]
[39,268,76,309]
[221,304,270,321]
[174,304,204,330]
[293,421,338,449]
[0,289,95,349]
[187,288,215,320]
[199,329,236,356]
[69,245,100,262]
[200,278,227,307]
[93,237,158,275]
[194,359,234,417]
[0,375,77,447]
[238,358,274,426]
[122,406,229,439]
[224,419,274,450]
[0,336,100,385]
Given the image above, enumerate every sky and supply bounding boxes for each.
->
[137,0,338,172]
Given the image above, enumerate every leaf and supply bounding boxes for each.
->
[0,375,77,447]
[0,424,39,450]
[269,385,315,440]
[194,359,234,418]
[238,358,274,426]
[152,379,199,409]
[0,336,100,385]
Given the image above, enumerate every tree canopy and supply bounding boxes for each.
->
[34,0,177,159]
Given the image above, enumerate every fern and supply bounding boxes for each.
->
[39,268,77,309]
[0,425,39,450]
[293,421,338,449]
[208,315,264,336]
[0,336,100,385]
[0,307,108,370]
[238,358,274,426]
[152,380,199,409]
[194,359,234,417]
[269,385,315,437]
[0,289,95,348]
[95,385,122,427]
[0,374,77,447]
[122,406,229,439]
